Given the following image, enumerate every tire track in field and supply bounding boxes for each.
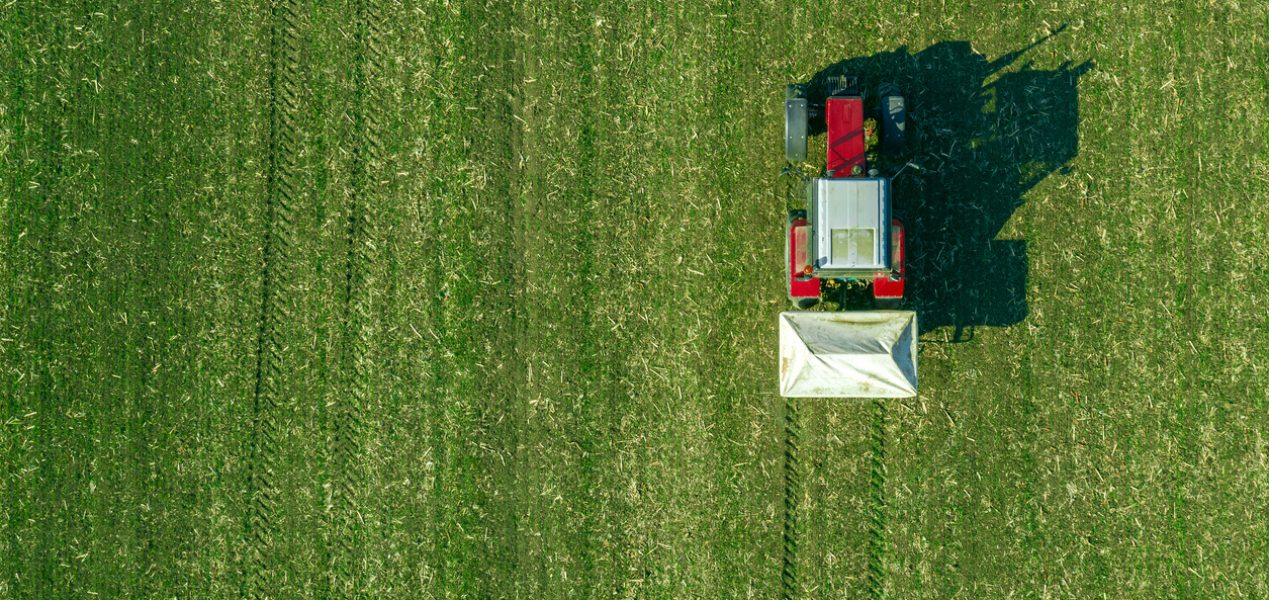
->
[244,0,303,597]
[326,0,384,595]
[781,397,802,600]
[487,6,525,594]
[866,399,888,600]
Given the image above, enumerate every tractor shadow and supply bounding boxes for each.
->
[800,31,1093,339]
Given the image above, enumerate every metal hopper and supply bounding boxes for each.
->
[778,311,918,398]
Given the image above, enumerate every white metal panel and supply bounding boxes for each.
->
[812,178,889,272]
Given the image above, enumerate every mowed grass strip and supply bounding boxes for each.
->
[2,2,272,597]
[405,1,526,596]
[513,3,624,595]
[515,1,788,595]
[516,2,689,595]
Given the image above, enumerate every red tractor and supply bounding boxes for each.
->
[784,77,908,310]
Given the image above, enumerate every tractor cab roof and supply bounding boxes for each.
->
[809,177,892,275]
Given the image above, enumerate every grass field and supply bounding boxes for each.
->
[2,1,1268,598]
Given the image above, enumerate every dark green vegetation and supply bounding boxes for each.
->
[2,1,1267,598]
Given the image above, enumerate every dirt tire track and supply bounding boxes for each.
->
[867,399,888,600]
[326,0,385,595]
[782,397,802,600]
[244,0,304,597]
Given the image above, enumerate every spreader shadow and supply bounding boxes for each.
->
[798,29,1093,339]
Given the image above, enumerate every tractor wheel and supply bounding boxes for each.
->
[879,85,906,154]
[794,297,820,310]
[784,85,808,162]
[874,297,903,310]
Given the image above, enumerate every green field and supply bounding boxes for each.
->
[3,1,1268,598]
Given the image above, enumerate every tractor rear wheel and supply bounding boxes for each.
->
[879,84,906,154]
[874,297,903,310]
[794,297,820,310]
